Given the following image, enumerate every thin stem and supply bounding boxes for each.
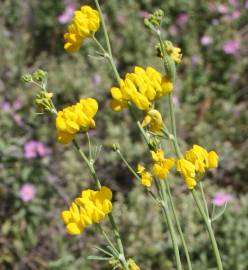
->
[166,181,192,270]
[94,0,121,82]
[159,181,183,270]
[86,132,92,161]
[98,224,119,257]
[72,139,101,189]
[199,181,210,218]
[116,150,140,180]
[192,190,223,270]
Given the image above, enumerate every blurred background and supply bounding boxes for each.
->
[0,0,248,269]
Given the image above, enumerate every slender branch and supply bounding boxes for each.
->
[192,190,223,270]
[166,181,192,270]
[199,181,210,218]
[116,149,140,180]
[159,181,183,270]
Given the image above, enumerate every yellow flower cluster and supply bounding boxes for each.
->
[110,66,173,112]
[61,186,112,235]
[137,164,153,187]
[56,98,98,144]
[176,145,219,189]
[64,5,100,53]
[151,149,175,179]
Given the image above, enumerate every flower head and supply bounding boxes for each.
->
[142,109,164,133]
[56,98,98,144]
[64,5,100,52]
[151,149,175,180]
[19,183,36,202]
[212,192,233,206]
[24,141,50,159]
[58,4,75,24]
[110,66,173,112]
[176,159,196,189]
[223,39,240,55]
[137,164,153,187]
[61,186,112,235]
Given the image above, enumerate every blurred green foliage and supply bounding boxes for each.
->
[0,0,247,269]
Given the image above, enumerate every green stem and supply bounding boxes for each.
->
[199,181,210,218]
[166,181,192,270]
[116,150,140,180]
[159,181,183,270]
[72,138,129,269]
[192,190,223,270]
[72,139,101,189]
[98,224,119,257]
[94,0,121,83]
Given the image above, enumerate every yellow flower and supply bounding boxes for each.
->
[142,109,164,133]
[64,5,100,53]
[185,144,219,172]
[164,41,182,64]
[151,149,164,162]
[176,159,196,189]
[151,149,174,180]
[137,164,152,187]
[61,186,112,235]
[208,151,219,168]
[110,66,173,112]
[56,98,98,144]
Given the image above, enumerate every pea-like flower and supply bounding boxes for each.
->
[64,5,100,52]
[61,186,112,235]
[142,109,164,133]
[185,144,219,173]
[137,164,153,187]
[176,159,196,190]
[177,145,219,189]
[110,66,173,112]
[56,98,98,144]
[151,149,175,179]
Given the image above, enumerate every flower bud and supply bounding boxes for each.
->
[35,91,54,113]
[33,69,47,82]
[112,143,120,152]
[22,74,32,83]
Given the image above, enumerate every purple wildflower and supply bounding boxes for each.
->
[223,39,240,55]
[212,192,233,206]
[200,35,213,46]
[58,4,75,24]
[19,184,36,202]
[24,141,50,159]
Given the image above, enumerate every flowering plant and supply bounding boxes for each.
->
[22,1,228,269]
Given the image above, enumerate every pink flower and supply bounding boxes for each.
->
[246,0,248,9]
[231,10,241,19]
[176,13,188,27]
[58,4,75,24]
[223,39,240,55]
[229,0,238,7]
[19,183,36,202]
[24,141,50,159]
[217,4,228,14]
[212,192,233,206]
[200,35,213,46]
